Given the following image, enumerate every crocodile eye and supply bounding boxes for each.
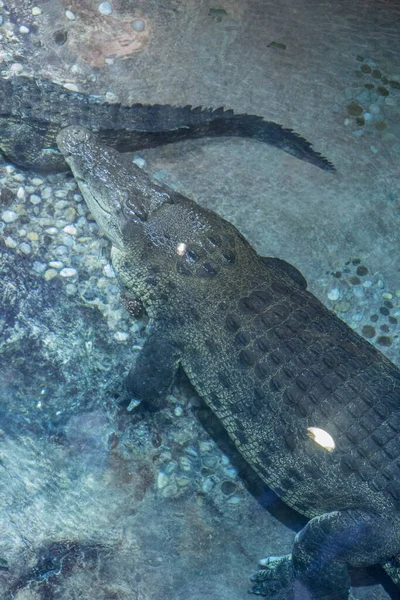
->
[123,194,147,221]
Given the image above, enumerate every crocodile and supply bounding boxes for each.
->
[56,125,400,600]
[0,73,335,173]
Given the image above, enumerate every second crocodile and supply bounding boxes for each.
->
[0,73,334,173]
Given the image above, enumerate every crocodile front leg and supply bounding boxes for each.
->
[250,509,400,600]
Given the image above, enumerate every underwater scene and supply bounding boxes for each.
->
[0,1,400,599]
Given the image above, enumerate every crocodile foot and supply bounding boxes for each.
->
[249,554,295,599]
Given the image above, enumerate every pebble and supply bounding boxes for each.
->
[133,156,146,168]
[19,26,30,35]
[4,236,17,248]
[32,7,42,16]
[30,194,42,205]
[27,232,39,241]
[334,300,351,313]
[32,261,46,274]
[132,19,145,32]
[227,495,241,505]
[201,477,215,493]
[44,269,58,281]
[161,484,178,498]
[60,267,77,278]
[49,261,63,269]
[114,331,129,342]
[65,10,76,21]
[45,227,58,235]
[369,103,380,115]
[103,264,115,278]
[63,225,77,235]
[32,178,44,186]
[157,472,169,489]
[65,284,77,295]
[99,2,113,15]
[10,63,24,73]
[223,466,238,479]
[180,457,192,472]
[327,288,340,301]
[176,476,190,487]
[2,210,18,223]
[174,406,183,417]
[17,187,25,199]
[63,83,79,93]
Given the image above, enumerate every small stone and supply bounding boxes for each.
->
[377,86,389,97]
[30,194,42,205]
[133,156,146,168]
[347,102,363,117]
[10,63,23,73]
[157,472,169,489]
[226,495,241,505]
[103,264,115,278]
[19,25,30,34]
[98,2,113,15]
[27,232,39,241]
[65,284,77,295]
[132,19,145,32]
[361,64,371,73]
[180,457,192,472]
[4,237,17,248]
[64,83,79,92]
[49,261,63,269]
[375,121,387,131]
[371,69,381,79]
[369,103,380,114]
[64,207,77,222]
[65,10,76,20]
[17,187,25,200]
[114,331,129,342]
[54,29,68,45]
[201,477,215,494]
[55,245,68,256]
[2,210,18,223]
[223,466,238,479]
[174,406,183,417]
[377,335,392,347]
[363,112,372,121]
[44,269,58,281]
[327,288,340,301]
[356,265,368,276]
[362,325,376,338]
[0,188,14,205]
[32,7,42,15]
[382,292,393,300]
[176,476,190,487]
[334,300,351,313]
[63,224,77,235]
[351,313,363,321]
[32,177,43,187]
[60,267,77,277]
[32,261,46,274]
[19,242,31,254]
[161,484,178,498]
[389,80,400,89]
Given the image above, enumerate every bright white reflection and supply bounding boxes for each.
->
[176,242,186,256]
[307,427,335,452]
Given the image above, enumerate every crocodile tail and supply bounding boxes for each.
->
[193,110,336,172]
[106,105,335,172]
[383,557,400,588]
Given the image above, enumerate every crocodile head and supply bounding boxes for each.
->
[56,125,174,250]
[56,125,249,312]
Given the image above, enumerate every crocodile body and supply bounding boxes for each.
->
[0,73,335,173]
[57,126,400,600]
